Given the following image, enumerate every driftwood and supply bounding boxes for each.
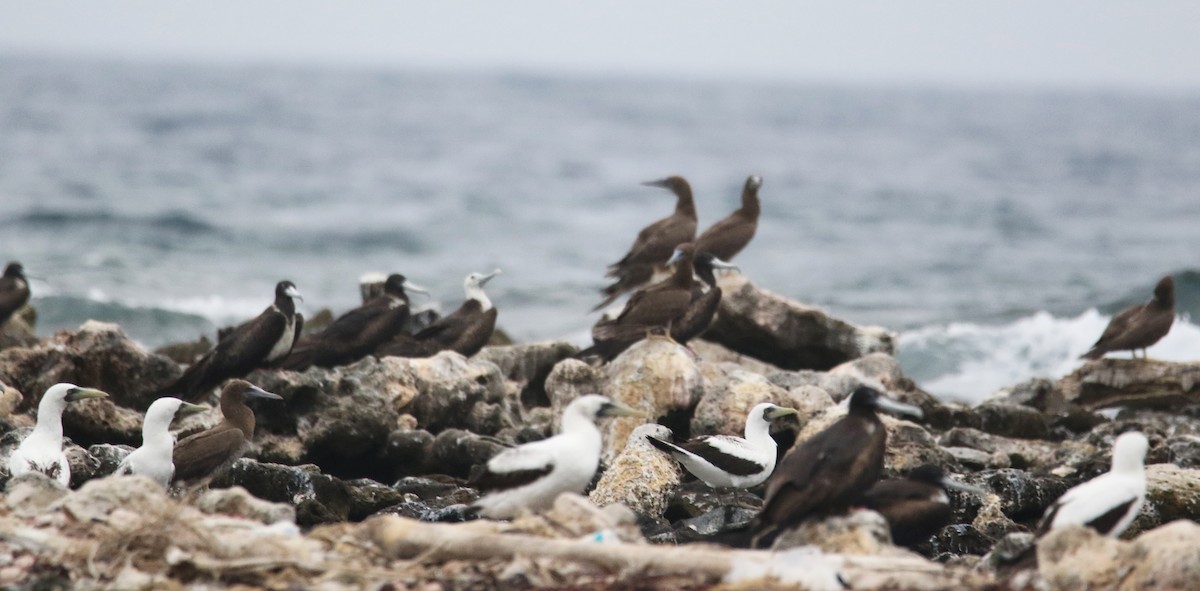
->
[1058,359,1200,411]
[367,514,986,590]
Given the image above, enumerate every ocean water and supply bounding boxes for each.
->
[1,55,1198,405]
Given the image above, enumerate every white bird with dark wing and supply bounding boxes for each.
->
[7,383,108,486]
[113,397,209,488]
[470,394,644,519]
[1037,430,1149,538]
[646,402,797,490]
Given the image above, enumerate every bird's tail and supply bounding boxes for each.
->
[644,434,685,456]
[278,343,317,371]
[592,265,654,312]
[376,335,437,359]
[1079,347,1106,360]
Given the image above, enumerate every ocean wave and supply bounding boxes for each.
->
[898,309,1200,406]
[3,208,218,235]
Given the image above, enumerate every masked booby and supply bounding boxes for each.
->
[171,380,282,486]
[0,261,31,327]
[594,176,698,311]
[283,273,427,371]
[1037,431,1148,537]
[157,280,303,402]
[113,397,209,488]
[751,386,923,548]
[470,394,644,519]
[376,269,500,358]
[694,175,761,262]
[7,383,108,486]
[1081,275,1175,360]
[646,402,796,490]
[859,464,986,547]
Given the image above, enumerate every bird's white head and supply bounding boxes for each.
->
[144,397,209,433]
[566,394,647,424]
[36,383,107,428]
[1111,431,1150,474]
[753,402,798,423]
[463,269,502,310]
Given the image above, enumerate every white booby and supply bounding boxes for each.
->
[6,383,108,486]
[1037,431,1149,537]
[646,402,796,490]
[470,394,644,519]
[113,397,209,488]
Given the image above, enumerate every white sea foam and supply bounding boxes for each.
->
[898,310,1200,406]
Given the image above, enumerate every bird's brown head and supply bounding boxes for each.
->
[4,262,24,278]
[665,242,696,267]
[642,175,692,198]
[1154,275,1175,306]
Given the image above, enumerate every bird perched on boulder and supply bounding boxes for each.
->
[157,280,303,402]
[114,397,209,488]
[7,383,108,486]
[1081,275,1174,360]
[859,464,986,547]
[595,176,697,311]
[470,394,644,519]
[751,386,923,548]
[171,380,282,486]
[647,402,796,493]
[694,175,761,262]
[283,273,427,371]
[670,250,739,346]
[0,261,31,327]
[1037,431,1148,538]
[376,269,501,359]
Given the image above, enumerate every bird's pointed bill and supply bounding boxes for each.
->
[284,285,303,301]
[246,385,283,400]
[177,402,210,417]
[478,269,503,286]
[404,280,431,296]
[765,406,799,420]
[875,396,924,419]
[641,178,672,189]
[65,387,108,402]
[599,401,649,418]
[666,248,686,266]
[709,256,740,272]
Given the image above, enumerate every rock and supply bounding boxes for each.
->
[973,402,1050,440]
[214,458,402,526]
[375,476,480,522]
[944,446,1009,470]
[379,428,435,478]
[1057,358,1200,411]
[86,443,133,478]
[0,307,38,351]
[988,377,1061,412]
[196,485,296,524]
[773,510,911,556]
[978,531,1035,569]
[793,405,950,474]
[929,524,1001,559]
[0,321,181,411]
[1036,525,1124,589]
[663,480,763,521]
[1119,520,1200,590]
[65,444,101,487]
[969,493,1022,540]
[544,358,605,410]
[690,370,790,437]
[153,335,212,365]
[0,383,22,419]
[429,428,509,479]
[505,493,644,543]
[703,273,895,371]
[939,427,1096,472]
[599,337,703,463]
[785,384,837,417]
[54,474,170,523]
[61,398,144,447]
[965,469,1070,524]
[4,472,68,517]
[475,341,579,407]
[667,505,759,543]
[1130,463,1200,535]
[590,424,683,519]
[690,339,782,375]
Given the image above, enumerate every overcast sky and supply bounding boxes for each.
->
[2,1,1199,89]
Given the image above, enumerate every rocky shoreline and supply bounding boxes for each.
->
[2,276,1199,590]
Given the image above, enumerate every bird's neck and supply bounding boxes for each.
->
[671,257,694,287]
[743,415,776,448]
[740,190,760,218]
[696,266,719,287]
[220,399,256,437]
[466,285,492,311]
[560,407,601,441]
[275,294,295,316]
[674,190,696,219]
[32,405,65,444]
[1112,455,1145,476]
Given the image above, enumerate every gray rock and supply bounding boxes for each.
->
[704,274,895,371]
[375,476,480,522]
[4,471,68,517]
[429,428,509,479]
[599,337,704,463]
[213,458,402,525]
[196,485,296,524]
[772,510,908,556]
[475,341,579,407]
[87,443,133,478]
[589,424,683,519]
[544,358,605,411]
[1057,358,1200,411]
[690,370,790,437]
[62,398,144,447]
[973,402,1050,440]
[668,505,759,542]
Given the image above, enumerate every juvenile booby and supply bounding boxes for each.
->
[171,380,282,486]
[859,464,986,547]
[376,269,500,359]
[1082,275,1175,360]
[1037,431,1148,537]
[6,383,108,486]
[0,261,31,326]
[579,244,698,362]
[470,394,644,519]
[283,274,427,371]
[671,251,739,345]
[594,176,698,311]
[694,175,761,262]
[751,386,924,548]
[158,281,303,402]
[113,397,208,488]
[646,403,796,490]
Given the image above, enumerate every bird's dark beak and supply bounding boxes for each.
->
[641,178,672,189]
[600,402,649,419]
[246,385,283,401]
[177,402,210,418]
[65,387,108,402]
[875,396,924,419]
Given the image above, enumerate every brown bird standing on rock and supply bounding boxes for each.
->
[670,250,739,345]
[1081,275,1175,360]
[694,175,761,262]
[171,380,282,486]
[157,280,303,402]
[594,176,697,311]
[0,261,31,327]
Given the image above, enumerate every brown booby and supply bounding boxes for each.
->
[1037,431,1148,538]
[6,383,108,486]
[171,380,282,486]
[594,176,697,311]
[670,250,739,345]
[282,273,427,371]
[469,394,645,518]
[859,464,986,548]
[0,262,31,327]
[751,386,924,548]
[579,244,698,361]
[1081,275,1175,360]
[694,175,761,262]
[376,269,501,359]
[157,281,303,402]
